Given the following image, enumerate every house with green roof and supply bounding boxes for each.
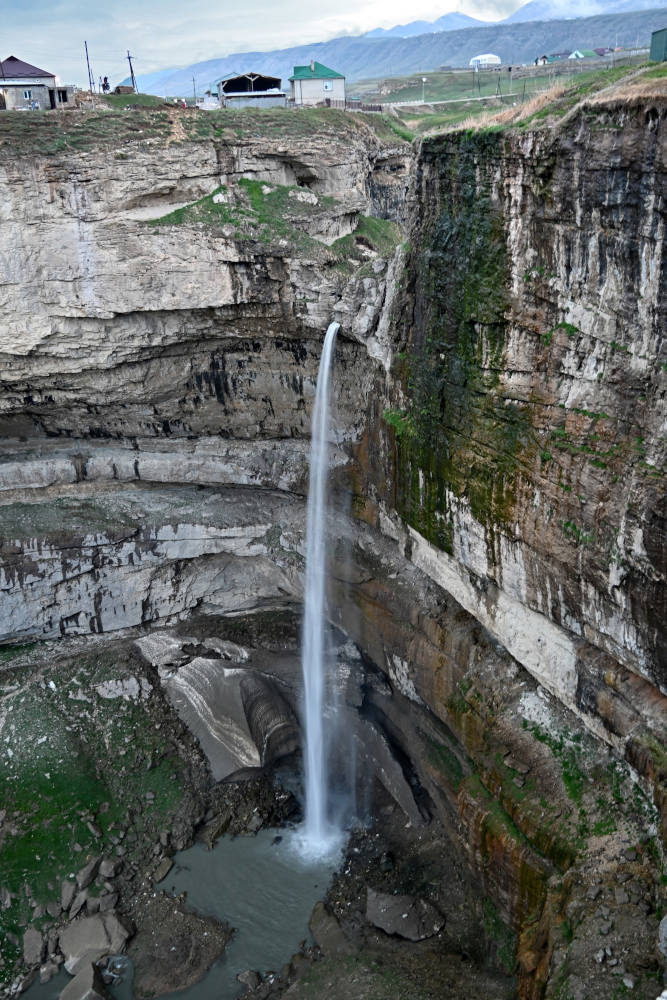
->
[289,60,345,106]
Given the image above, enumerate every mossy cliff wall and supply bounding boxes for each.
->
[360,99,665,748]
[344,99,666,996]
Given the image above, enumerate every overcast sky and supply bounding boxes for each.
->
[3,0,521,86]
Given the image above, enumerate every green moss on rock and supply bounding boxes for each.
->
[390,131,528,555]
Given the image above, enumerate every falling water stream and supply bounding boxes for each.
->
[26,322,348,1000]
[300,321,342,856]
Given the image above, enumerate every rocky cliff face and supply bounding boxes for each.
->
[0,109,409,638]
[359,93,666,798]
[0,93,665,998]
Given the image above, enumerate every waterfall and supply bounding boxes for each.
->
[300,321,340,854]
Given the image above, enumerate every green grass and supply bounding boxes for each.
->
[383,408,416,438]
[0,105,400,159]
[426,738,464,790]
[0,108,171,156]
[101,92,167,109]
[640,63,667,79]
[354,67,558,106]
[332,214,401,260]
[0,652,184,984]
[0,642,38,664]
[521,65,640,125]
[527,724,585,804]
[482,897,517,974]
[151,179,401,269]
[378,115,413,142]
[592,815,617,836]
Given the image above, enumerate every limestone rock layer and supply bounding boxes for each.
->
[0,97,665,999]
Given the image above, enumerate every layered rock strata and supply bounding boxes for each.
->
[0,92,665,999]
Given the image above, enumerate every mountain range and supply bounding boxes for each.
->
[126,4,667,97]
[365,0,663,36]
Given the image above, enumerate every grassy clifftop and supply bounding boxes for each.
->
[0,105,408,158]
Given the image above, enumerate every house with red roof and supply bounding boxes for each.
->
[0,56,73,111]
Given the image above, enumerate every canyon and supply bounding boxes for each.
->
[0,80,665,1000]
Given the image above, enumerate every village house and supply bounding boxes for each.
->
[0,55,74,110]
[214,72,286,108]
[469,53,502,69]
[289,61,345,106]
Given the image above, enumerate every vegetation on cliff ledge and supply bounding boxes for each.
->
[150,179,401,267]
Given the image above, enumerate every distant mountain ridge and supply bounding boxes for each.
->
[127,6,667,97]
[365,12,487,38]
[364,0,661,36]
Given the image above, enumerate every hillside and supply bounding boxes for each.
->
[130,7,667,96]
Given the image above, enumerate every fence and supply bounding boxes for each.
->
[324,98,383,113]
[385,52,651,110]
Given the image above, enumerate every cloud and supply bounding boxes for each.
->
[4,0,523,86]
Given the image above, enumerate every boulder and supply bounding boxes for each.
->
[61,881,77,911]
[658,915,667,958]
[237,970,262,991]
[366,889,444,942]
[98,894,118,913]
[59,914,128,975]
[70,890,88,919]
[101,913,130,954]
[309,902,355,956]
[98,859,120,880]
[76,858,101,890]
[152,858,173,884]
[23,927,45,965]
[59,962,111,1000]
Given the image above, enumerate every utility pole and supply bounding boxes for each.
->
[192,76,197,106]
[421,76,426,104]
[84,41,95,107]
[127,51,137,93]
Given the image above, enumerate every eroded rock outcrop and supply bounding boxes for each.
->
[0,91,665,1000]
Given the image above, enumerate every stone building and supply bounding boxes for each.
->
[0,55,74,110]
[289,61,345,106]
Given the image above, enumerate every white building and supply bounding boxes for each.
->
[469,53,502,69]
[289,61,345,106]
[0,55,73,110]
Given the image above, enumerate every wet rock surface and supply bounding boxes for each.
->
[365,889,444,941]
[127,892,232,999]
